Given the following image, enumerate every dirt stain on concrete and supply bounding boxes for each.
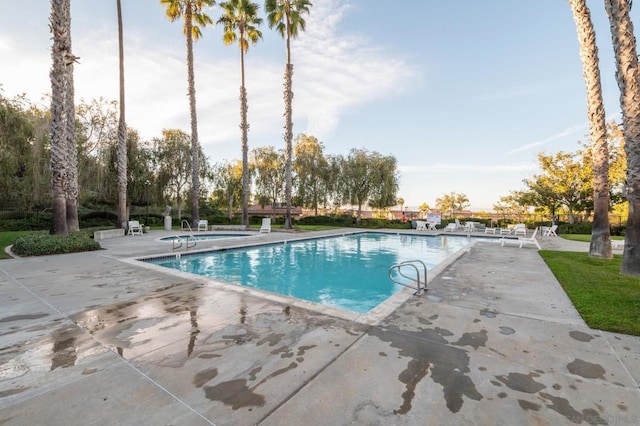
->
[193,367,218,388]
[480,309,497,318]
[569,331,594,343]
[539,392,607,425]
[368,325,482,414]
[518,399,541,411]
[453,330,488,350]
[204,379,265,410]
[566,359,606,380]
[0,313,49,323]
[495,372,546,393]
[499,326,515,335]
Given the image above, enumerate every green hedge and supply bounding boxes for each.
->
[12,232,101,256]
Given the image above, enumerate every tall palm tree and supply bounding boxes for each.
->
[218,0,263,227]
[49,0,73,235]
[161,0,215,227]
[569,0,611,259]
[265,0,312,229]
[62,0,79,233]
[116,0,128,230]
[604,0,640,276]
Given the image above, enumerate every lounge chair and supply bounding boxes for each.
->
[127,220,143,236]
[443,223,457,232]
[427,222,438,231]
[416,220,427,231]
[197,219,208,232]
[501,227,541,249]
[259,218,271,233]
[513,223,527,236]
[542,224,558,237]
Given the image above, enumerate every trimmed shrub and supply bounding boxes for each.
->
[12,232,101,256]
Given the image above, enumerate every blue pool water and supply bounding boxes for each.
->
[147,233,472,313]
[159,233,249,242]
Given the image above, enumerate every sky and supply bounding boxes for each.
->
[1,0,637,211]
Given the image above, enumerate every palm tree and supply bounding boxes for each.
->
[49,0,73,235]
[218,0,263,227]
[265,0,312,229]
[63,0,79,233]
[604,0,640,276]
[116,0,128,230]
[569,0,612,259]
[161,0,214,227]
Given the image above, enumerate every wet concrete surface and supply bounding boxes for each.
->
[1,229,639,425]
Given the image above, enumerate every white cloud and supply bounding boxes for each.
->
[508,123,587,154]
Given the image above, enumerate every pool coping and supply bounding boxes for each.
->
[124,230,481,325]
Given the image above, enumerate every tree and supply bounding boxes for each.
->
[155,129,194,219]
[435,192,469,217]
[293,133,329,215]
[418,202,430,218]
[218,0,262,227]
[211,160,243,219]
[49,0,73,235]
[523,152,591,224]
[251,145,284,209]
[161,0,215,227]
[265,0,312,229]
[116,0,128,229]
[493,192,530,219]
[569,0,611,258]
[337,148,399,224]
[605,0,640,275]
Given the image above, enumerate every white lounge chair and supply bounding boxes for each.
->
[443,223,457,232]
[501,227,541,249]
[127,220,143,236]
[197,219,208,232]
[612,239,625,250]
[513,223,527,236]
[416,220,427,231]
[259,218,271,233]
[542,224,558,237]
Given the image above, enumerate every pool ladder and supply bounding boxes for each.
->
[388,260,428,295]
[172,220,197,250]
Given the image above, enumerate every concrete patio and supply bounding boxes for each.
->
[1,229,639,425]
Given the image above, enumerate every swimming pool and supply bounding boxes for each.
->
[146,232,473,314]
[159,233,250,242]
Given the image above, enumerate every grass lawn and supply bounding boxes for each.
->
[539,250,640,336]
[0,231,37,260]
[561,234,625,243]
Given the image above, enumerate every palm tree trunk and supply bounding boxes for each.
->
[240,46,250,227]
[116,0,128,230]
[49,0,69,236]
[186,2,200,226]
[283,64,294,229]
[61,0,79,233]
[569,0,612,258]
[605,0,640,275]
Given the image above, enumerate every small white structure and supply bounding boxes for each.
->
[259,218,271,233]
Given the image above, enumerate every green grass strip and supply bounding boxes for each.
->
[539,250,640,336]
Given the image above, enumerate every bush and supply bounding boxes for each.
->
[12,232,101,256]
[559,222,592,235]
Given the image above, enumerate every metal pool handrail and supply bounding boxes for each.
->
[172,234,197,250]
[388,259,428,295]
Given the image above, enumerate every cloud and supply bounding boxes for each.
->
[508,123,587,154]
[292,0,416,139]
